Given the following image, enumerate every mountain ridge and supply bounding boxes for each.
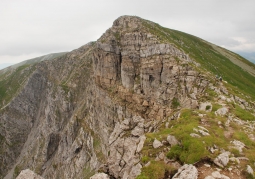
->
[0,15,254,179]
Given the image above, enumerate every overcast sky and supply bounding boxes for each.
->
[0,0,255,66]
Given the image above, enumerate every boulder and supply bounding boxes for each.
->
[167,135,179,146]
[153,139,163,148]
[214,152,230,168]
[172,164,198,179]
[199,102,212,111]
[16,169,44,179]
[215,107,228,116]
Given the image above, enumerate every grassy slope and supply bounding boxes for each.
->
[0,52,67,109]
[0,65,36,109]
[142,20,255,101]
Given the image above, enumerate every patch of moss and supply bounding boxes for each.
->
[141,156,150,164]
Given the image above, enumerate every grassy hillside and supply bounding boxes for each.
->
[142,20,255,101]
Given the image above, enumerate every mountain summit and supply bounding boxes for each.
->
[1,16,255,179]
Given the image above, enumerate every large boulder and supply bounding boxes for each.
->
[172,164,198,179]
[199,102,212,112]
[16,169,44,179]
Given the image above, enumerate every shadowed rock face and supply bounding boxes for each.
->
[46,133,60,160]
[1,16,253,179]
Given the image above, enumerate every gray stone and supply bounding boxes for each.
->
[172,164,198,179]
[215,107,229,116]
[214,152,230,168]
[153,139,163,148]
[229,157,240,164]
[131,126,144,137]
[247,165,254,176]
[211,171,222,178]
[167,135,179,146]
[136,135,146,153]
[231,140,245,152]
[190,133,201,138]
[199,102,212,112]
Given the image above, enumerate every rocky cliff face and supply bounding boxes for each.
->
[1,16,255,179]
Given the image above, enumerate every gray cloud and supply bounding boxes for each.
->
[1,0,255,64]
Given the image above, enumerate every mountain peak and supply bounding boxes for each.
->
[1,16,255,179]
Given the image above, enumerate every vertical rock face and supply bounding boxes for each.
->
[0,16,211,179]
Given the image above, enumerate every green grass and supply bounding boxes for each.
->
[142,20,255,101]
[141,156,150,164]
[233,105,255,121]
[171,97,180,109]
[212,103,222,112]
[142,109,229,164]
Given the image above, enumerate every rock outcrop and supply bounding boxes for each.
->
[214,152,230,168]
